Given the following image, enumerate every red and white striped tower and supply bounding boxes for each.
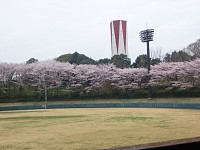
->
[110,20,128,57]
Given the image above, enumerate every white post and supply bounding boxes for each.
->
[44,85,47,109]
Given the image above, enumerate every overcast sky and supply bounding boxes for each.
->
[0,0,200,63]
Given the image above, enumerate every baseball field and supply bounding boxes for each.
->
[1,108,200,150]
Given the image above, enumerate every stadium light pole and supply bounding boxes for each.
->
[139,29,154,99]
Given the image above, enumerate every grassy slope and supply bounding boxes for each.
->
[1,97,200,106]
[1,108,200,149]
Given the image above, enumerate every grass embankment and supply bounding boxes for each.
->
[1,108,200,149]
[1,97,200,106]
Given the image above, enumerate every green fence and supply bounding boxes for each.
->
[1,102,200,111]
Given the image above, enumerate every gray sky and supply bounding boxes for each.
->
[0,0,200,63]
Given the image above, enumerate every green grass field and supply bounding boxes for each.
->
[1,108,200,150]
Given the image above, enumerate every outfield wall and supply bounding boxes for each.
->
[1,102,200,111]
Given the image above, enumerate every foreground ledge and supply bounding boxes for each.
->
[101,137,200,150]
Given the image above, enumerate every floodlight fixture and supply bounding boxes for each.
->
[139,29,154,43]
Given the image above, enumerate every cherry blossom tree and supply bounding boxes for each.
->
[1,58,200,99]
[150,58,200,89]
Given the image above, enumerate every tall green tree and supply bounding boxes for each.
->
[56,52,97,65]
[133,54,147,68]
[164,53,171,62]
[97,58,111,64]
[133,54,161,68]
[151,58,161,65]
[164,50,191,62]
[26,58,38,64]
[110,54,131,69]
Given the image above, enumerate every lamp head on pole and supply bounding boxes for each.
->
[139,29,154,43]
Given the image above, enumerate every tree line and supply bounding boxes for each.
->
[1,58,200,101]
[26,38,200,69]
[0,38,200,101]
